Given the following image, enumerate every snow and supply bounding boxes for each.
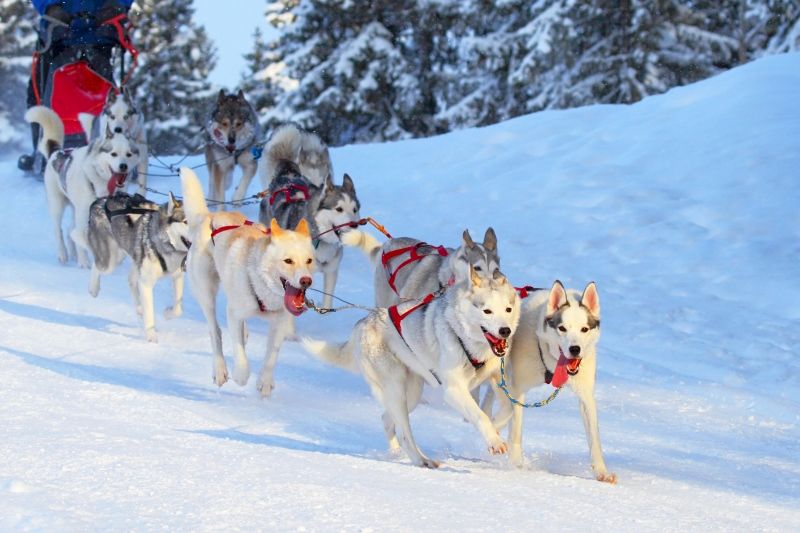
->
[1,53,800,530]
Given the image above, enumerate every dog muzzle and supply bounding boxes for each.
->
[481,328,508,357]
[281,278,308,316]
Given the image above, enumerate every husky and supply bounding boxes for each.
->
[204,89,261,205]
[259,158,361,309]
[303,267,521,467]
[78,87,149,195]
[489,280,616,483]
[180,167,315,397]
[26,105,141,268]
[87,192,191,343]
[343,227,500,307]
[259,122,333,190]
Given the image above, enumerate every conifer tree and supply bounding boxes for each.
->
[0,0,37,151]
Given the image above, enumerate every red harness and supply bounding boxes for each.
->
[381,242,449,295]
[388,292,436,336]
[515,285,538,299]
[210,220,270,240]
[269,183,310,206]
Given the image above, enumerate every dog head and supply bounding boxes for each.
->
[447,228,500,286]
[298,131,332,186]
[91,125,141,187]
[314,173,361,244]
[103,87,141,135]
[455,266,521,358]
[208,89,257,153]
[542,280,601,368]
[263,218,316,316]
[162,192,191,252]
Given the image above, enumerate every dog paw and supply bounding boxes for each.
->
[212,366,229,387]
[145,328,157,343]
[58,253,68,264]
[163,306,182,320]
[232,365,250,387]
[88,286,99,298]
[135,305,143,316]
[508,447,524,467]
[488,436,508,455]
[596,472,617,484]
[417,457,441,469]
[256,376,275,398]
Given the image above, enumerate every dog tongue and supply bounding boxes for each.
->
[551,354,572,388]
[107,172,127,195]
[283,284,307,316]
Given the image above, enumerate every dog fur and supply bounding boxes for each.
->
[302,267,521,467]
[180,167,315,397]
[490,280,616,483]
[259,122,333,190]
[26,105,141,268]
[204,90,261,205]
[87,192,191,342]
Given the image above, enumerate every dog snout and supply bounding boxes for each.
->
[227,135,236,145]
[299,276,312,289]
[114,126,123,133]
[498,327,511,339]
[119,162,128,172]
[569,345,581,357]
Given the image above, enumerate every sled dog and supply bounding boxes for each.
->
[259,122,333,189]
[87,192,191,343]
[303,267,521,467]
[79,87,148,195]
[343,227,500,307]
[26,105,141,268]
[204,89,261,205]
[491,280,616,483]
[181,167,315,397]
[259,158,361,309]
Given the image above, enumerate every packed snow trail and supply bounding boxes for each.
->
[1,54,799,530]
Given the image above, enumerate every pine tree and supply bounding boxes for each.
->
[240,27,278,119]
[0,0,37,152]
[129,0,217,155]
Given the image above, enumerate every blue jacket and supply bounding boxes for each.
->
[32,0,133,15]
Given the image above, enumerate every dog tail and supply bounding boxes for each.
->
[265,123,302,183]
[180,167,210,229]
[341,230,382,265]
[25,106,63,158]
[301,336,359,374]
[77,112,96,140]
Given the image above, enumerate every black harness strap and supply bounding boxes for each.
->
[537,340,554,385]
[456,334,485,369]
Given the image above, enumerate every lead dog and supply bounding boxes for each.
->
[26,106,140,267]
[181,167,315,397]
[303,267,520,467]
[204,90,261,205]
[87,192,191,342]
[491,280,616,483]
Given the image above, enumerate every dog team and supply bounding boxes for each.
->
[24,87,616,484]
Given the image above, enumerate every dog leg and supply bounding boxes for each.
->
[507,399,526,467]
[231,158,257,203]
[136,143,148,196]
[443,380,507,456]
[127,266,142,315]
[573,378,616,484]
[69,201,93,269]
[164,270,184,320]
[322,266,339,310]
[46,190,69,264]
[189,254,228,386]
[256,314,292,397]
[227,306,250,386]
[89,263,102,297]
[138,268,158,343]
[481,383,496,417]
[209,165,225,208]
[381,411,401,453]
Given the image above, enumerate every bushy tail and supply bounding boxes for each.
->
[341,230,382,265]
[264,123,302,184]
[301,337,359,373]
[25,106,64,158]
[78,112,96,140]
[180,167,210,229]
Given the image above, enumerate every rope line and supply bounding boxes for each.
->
[496,357,562,408]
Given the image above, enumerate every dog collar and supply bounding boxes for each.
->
[455,334,485,369]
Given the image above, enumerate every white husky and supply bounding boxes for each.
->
[26,106,141,268]
[491,280,616,483]
[303,267,521,467]
[79,87,149,195]
[180,167,316,397]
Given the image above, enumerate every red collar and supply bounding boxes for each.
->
[210,220,270,240]
[269,183,310,206]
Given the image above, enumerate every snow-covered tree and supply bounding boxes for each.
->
[0,0,37,152]
[240,27,278,118]
[129,0,217,155]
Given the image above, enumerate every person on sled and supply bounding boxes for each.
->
[18,0,134,173]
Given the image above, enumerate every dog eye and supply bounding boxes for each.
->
[474,266,482,272]
[283,258,294,265]
[558,325,567,332]
[126,152,132,157]
[505,307,512,313]
[109,114,115,119]
[581,327,589,333]
[483,309,492,315]
[353,208,357,213]
[306,258,312,264]
[123,114,129,119]
[111,152,118,157]
[336,207,343,212]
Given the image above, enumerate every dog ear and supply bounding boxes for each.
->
[105,123,114,139]
[342,173,355,193]
[237,89,245,100]
[324,173,334,192]
[106,88,117,103]
[270,218,285,238]
[294,218,310,237]
[217,89,226,103]
[483,227,497,252]
[546,280,568,317]
[462,229,476,249]
[469,264,483,288]
[167,192,177,215]
[580,281,600,318]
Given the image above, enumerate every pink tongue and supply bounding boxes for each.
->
[283,284,306,316]
[551,354,571,388]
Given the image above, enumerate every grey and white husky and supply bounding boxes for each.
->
[259,122,333,189]
[79,87,149,195]
[204,89,261,205]
[87,192,191,343]
[259,134,361,309]
[489,280,616,483]
[343,227,500,307]
[303,267,521,467]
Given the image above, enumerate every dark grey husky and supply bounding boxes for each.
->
[259,159,362,309]
[88,192,192,342]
